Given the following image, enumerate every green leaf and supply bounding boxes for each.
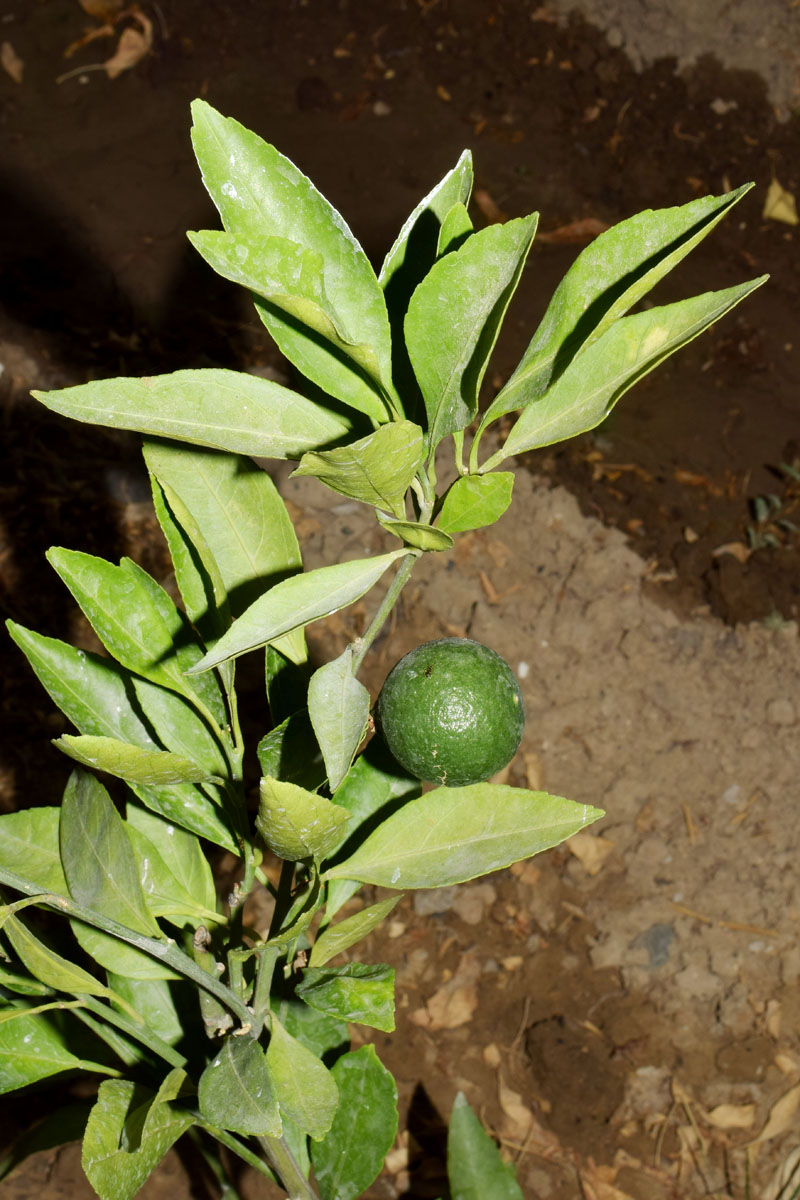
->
[125,808,220,928]
[82,1071,194,1200]
[437,472,514,534]
[149,472,231,649]
[0,1101,91,1183]
[33,368,352,458]
[45,549,196,702]
[326,784,603,889]
[380,150,473,293]
[190,231,390,412]
[311,896,402,968]
[266,1015,338,1139]
[311,1045,398,1200]
[377,514,454,552]
[307,647,370,792]
[0,1009,112,1094]
[0,808,66,893]
[325,740,420,919]
[6,623,235,848]
[55,734,219,787]
[187,550,408,673]
[481,184,756,426]
[60,771,160,937]
[198,1035,281,1137]
[127,806,218,920]
[257,710,326,792]
[296,964,395,1032]
[0,965,52,997]
[191,100,395,421]
[292,421,424,517]
[437,201,473,257]
[60,771,177,980]
[278,999,349,1063]
[143,440,303,621]
[3,914,110,999]
[256,778,349,863]
[106,974,184,1047]
[448,1092,523,1200]
[405,215,538,448]
[486,278,768,467]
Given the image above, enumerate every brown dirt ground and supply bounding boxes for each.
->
[2,3,800,1199]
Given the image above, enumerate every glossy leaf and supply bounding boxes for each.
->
[448,1092,523,1200]
[187,550,407,673]
[405,215,538,448]
[190,231,389,404]
[191,100,395,421]
[292,421,424,517]
[33,368,352,458]
[279,999,349,1063]
[143,440,303,621]
[296,963,395,1032]
[325,741,420,919]
[198,1035,281,1136]
[82,1071,194,1200]
[125,808,220,928]
[106,974,184,1047]
[256,778,349,863]
[257,709,326,792]
[46,549,194,701]
[0,1009,110,1094]
[486,278,767,468]
[379,149,473,294]
[0,808,66,893]
[60,772,177,980]
[437,202,473,257]
[378,514,454,552]
[437,472,514,534]
[130,676,229,779]
[3,914,110,999]
[55,734,218,787]
[127,806,218,920]
[6,624,234,847]
[266,1015,338,1139]
[482,184,755,425]
[311,896,402,968]
[326,784,603,889]
[311,1045,398,1200]
[307,647,370,792]
[149,472,231,648]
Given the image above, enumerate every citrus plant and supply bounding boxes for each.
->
[0,100,764,1200]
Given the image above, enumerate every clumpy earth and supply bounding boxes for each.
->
[2,2,800,1198]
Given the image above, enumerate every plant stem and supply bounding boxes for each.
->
[78,994,187,1070]
[258,1134,320,1200]
[351,551,418,673]
[0,867,254,1028]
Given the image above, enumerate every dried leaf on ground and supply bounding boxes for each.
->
[414,953,480,1030]
[706,1102,756,1130]
[567,831,615,875]
[712,541,752,563]
[79,0,124,16]
[579,1162,637,1200]
[537,217,610,243]
[1,41,23,84]
[763,178,799,226]
[104,12,152,77]
[751,1083,800,1145]
[474,188,507,224]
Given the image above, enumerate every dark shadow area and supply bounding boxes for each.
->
[400,1083,450,1200]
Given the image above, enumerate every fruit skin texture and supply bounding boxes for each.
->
[376,637,524,787]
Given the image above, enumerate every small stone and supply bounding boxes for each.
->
[413,885,459,915]
[710,97,738,115]
[606,26,624,48]
[766,697,796,726]
[372,100,392,117]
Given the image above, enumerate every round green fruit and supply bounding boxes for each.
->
[376,637,525,787]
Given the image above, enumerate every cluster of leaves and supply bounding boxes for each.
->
[747,461,800,551]
[0,100,763,1200]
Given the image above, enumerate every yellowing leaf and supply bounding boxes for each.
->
[1,41,23,84]
[751,1083,800,1145]
[706,1102,756,1130]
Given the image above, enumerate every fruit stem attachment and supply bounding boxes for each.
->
[351,551,418,673]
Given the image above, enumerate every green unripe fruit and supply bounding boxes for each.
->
[376,637,525,787]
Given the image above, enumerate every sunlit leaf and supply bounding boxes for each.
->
[266,1015,338,1139]
[307,647,370,792]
